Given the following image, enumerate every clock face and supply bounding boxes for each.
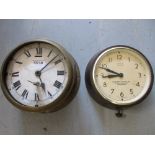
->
[93,46,153,105]
[4,41,70,108]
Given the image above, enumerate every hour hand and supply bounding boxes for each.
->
[102,74,123,78]
[99,67,122,75]
[28,80,40,86]
[38,76,46,92]
[41,82,46,92]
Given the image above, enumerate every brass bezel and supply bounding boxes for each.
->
[0,39,80,112]
[85,45,154,110]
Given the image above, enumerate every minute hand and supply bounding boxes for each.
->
[40,54,59,72]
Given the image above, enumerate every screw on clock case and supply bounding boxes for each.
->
[85,45,154,117]
[0,40,80,113]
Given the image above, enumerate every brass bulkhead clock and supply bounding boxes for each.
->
[85,45,154,117]
[0,40,80,112]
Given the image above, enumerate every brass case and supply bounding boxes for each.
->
[0,40,80,112]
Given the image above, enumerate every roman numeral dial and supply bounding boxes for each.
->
[7,43,67,104]
[3,40,80,113]
[53,80,62,89]
[57,70,65,75]
[35,93,39,101]
[22,89,29,99]
[35,47,42,57]
[9,46,66,104]
[12,72,19,77]
[13,80,21,90]
[24,50,31,57]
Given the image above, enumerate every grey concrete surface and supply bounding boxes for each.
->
[0,19,155,134]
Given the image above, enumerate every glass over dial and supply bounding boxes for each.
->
[93,46,153,105]
[5,41,70,108]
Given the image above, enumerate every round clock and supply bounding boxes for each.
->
[0,40,80,112]
[85,45,154,116]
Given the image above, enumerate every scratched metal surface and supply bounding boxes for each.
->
[0,19,155,134]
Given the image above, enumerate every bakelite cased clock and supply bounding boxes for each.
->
[85,45,154,117]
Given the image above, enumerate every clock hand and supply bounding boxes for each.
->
[99,67,123,75]
[34,71,46,92]
[39,54,59,72]
[35,54,59,92]
[27,80,40,86]
[102,74,123,78]
[38,76,46,92]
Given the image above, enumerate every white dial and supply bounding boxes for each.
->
[93,46,153,105]
[6,42,69,107]
[0,39,80,112]
[1,40,80,112]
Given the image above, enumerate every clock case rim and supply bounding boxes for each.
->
[85,45,154,110]
[0,39,80,112]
